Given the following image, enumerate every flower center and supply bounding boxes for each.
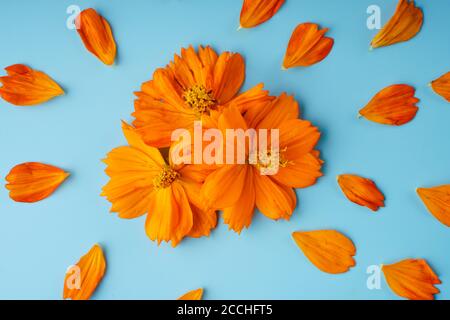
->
[183,85,216,116]
[153,166,179,190]
[255,147,289,173]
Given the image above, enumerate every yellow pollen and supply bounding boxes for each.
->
[256,147,289,172]
[153,166,179,190]
[183,85,216,116]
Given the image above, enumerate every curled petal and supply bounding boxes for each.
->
[177,288,203,300]
[371,0,423,49]
[76,8,117,65]
[5,162,69,203]
[282,23,334,69]
[239,0,285,29]
[337,174,385,211]
[0,64,64,106]
[417,185,450,227]
[292,230,356,274]
[382,259,441,300]
[359,84,419,126]
[431,72,450,102]
[63,244,106,300]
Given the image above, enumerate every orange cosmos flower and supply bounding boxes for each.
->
[76,8,117,65]
[292,230,356,274]
[133,45,273,148]
[359,84,419,126]
[101,122,217,247]
[382,259,441,300]
[417,185,450,227]
[201,94,323,233]
[371,0,423,49]
[337,174,385,211]
[0,64,64,106]
[177,288,204,300]
[5,162,69,203]
[239,0,285,29]
[63,244,106,300]
[431,72,450,102]
[282,23,334,70]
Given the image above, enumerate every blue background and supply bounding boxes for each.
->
[0,0,449,300]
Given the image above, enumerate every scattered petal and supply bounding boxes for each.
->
[63,244,106,300]
[76,8,117,65]
[5,162,69,203]
[371,0,423,49]
[431,72,450,102]
[417,185,450,227]
[292,230,356,274]
[382,259,441,300]
[0,64,64,106]
[337,174,385,211]
[177,288,204,300]
[359,84,419,126]
[239,0,285,29]
[282,23,334,69]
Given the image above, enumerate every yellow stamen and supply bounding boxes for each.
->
[255,147,289,172]
[183,85,216,116]
[153,166,179,190]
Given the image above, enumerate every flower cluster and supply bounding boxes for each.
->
[101,46,324,246]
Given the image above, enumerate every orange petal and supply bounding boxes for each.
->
[273,152,323,189]
[359,84,419,126]
[212,52,245,104]
[187,205,217,239]
[76,8,117,65]
[371,0,423,49]
[177,177,218,238]
[254,169,296,221]
[145,182,193,247]
[226,83,274,114]
[382,259,441,300]
[239,0,285,29]
[0,64,64,106]
[337,174,385,211]
[132,94,197,148]
[417,185,450,227]
[101,123,165,219]
[223,166,255,233]
[251,93,300,129]
[431,72,450,102]
[279,119,321,157]
[177,288,203,300]
[292,230,356,274]
[5,162,69,203]
[282,23,334,69]
[202,165,248,209]
[63,244,106,300]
